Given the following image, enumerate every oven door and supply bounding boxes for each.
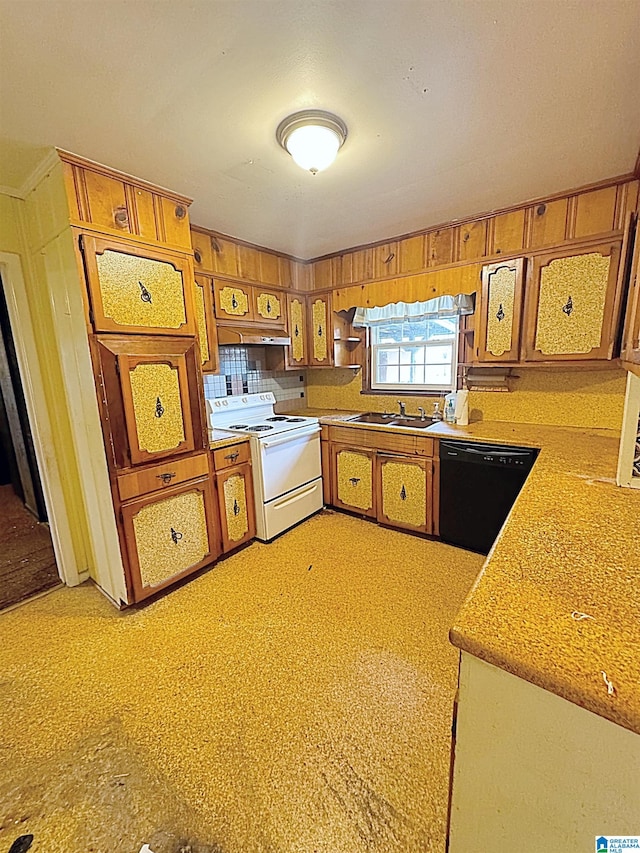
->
[256,425,322,502]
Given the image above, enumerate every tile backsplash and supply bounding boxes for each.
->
[203,346,306,409]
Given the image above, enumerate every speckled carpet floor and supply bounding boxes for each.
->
[0,511,483,853]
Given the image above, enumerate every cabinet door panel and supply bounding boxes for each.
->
[456,220,487,262]
[194,274,219,372]
[573,186,617,239]
[82,235,195,335]
[398,235,426,274]
[253,288,286,327]
[95,336,206,469]
[376,454,431,534]
[528,198,568,249]
[216,463,256,552]
[211,236,239,277]
[191,230,214,272]
[214,281,254,322]
[83,170,130,234]
[476,259,525,362]
[287,295,309,366]
[309,295,333,366]
[332,446,376,517]
[159,197,191,248]
[120,477,219,602]
[523,242,622,361]
[428,228,454,267]
[491,210,526,256]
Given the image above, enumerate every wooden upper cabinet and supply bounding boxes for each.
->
[210,235,239,278]
[193,274,219,373]
[258,250,281,287]
[528,198,569,249]
[490,210,526,256]
[373,242,399,279]
[398,235,427,274]
[81,235,196,336]
[93,335,207,469]
[253,287,286,327]
[191,229,214,272]
[286,294,309,367]
[621,218,640,366]
[376,453,432,534]
[308,293,333,366]
[522,241,623,362]
[349,248,374,282]
[573,186,617,239]
[237,244,261,282]
[428,228,454,267]
[476,258,525,363]
[213,280,254,323]
[313,256,342,289]
[120,474,220,603]
[60,155,192,249]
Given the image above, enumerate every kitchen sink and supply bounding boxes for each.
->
[389,418,435,429]
[350,412,396,424]
[349,412,435,429]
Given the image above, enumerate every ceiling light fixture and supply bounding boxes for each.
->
[276,110,347,175]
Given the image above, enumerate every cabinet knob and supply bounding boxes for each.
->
[400,484,407,501]
[170,527,183,544]
[562,295,574,316]
[349,477,360,486]
[156,471,176,484]
[233,499,240,516]
[496,303,505,322]
[155,396,165,418]
[225,451,240,462]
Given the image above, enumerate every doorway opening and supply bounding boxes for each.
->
[0,273,60,610]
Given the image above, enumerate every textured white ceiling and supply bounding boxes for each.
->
[1,1,639,258]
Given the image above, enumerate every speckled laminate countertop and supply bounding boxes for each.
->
[311,409,640,734]
[209,430,250,450]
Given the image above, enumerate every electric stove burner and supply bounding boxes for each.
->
[287,417,305,422]
[228,424,249,430]
[266,416,288,421]
[250,424,274,431]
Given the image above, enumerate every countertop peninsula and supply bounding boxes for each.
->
[308,407,640,735]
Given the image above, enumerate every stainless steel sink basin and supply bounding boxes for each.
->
[389,418,435,429]
[349,412,435,429]
[350,412,396,424]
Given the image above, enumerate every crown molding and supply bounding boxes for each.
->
[17,148,62,198]
[0,185,24,199]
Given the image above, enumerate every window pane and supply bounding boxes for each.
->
[377,364,399,384]
[378,347,400,365]
[399,364,425,384]
[424,344,453,364]
[425,364,452,385]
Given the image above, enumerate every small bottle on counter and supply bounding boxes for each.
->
[432,401,443,421]
[444,392,457,423]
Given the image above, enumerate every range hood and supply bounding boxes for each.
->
[217,325,291,346]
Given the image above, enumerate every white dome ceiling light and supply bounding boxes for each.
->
[276,110,348,175]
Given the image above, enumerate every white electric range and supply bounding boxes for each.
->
[207,393,323,541]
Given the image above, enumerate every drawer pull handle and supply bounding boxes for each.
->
[400,484,407,501]
[295,323,299,337]
[139,281,152,303]
[170,527,183,544]
[233,499,240,516]
[496,303,505,322]
[156,472,176,484]
[155,396,165,418]
[562,295,573,316]
[318,325,323,337]
[349,477,360,486]
[231,293,238,309]
[225,451,240,462]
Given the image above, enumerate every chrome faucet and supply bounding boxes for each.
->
[397,401,406,417]
[418,407,426,421]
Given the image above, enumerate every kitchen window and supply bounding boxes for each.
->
[354,294,473,395]
[370,317,459,392]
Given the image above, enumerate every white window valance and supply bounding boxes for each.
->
[353,293,474,326]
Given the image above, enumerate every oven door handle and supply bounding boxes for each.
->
[261,425,321,448]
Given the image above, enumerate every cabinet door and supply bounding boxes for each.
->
[287,295,309,367]
[253,287,286,327]
[81,235,196,335]
[216,462,256,553]
[476,259,525,362]
[331,445,376,517]
[120,476,220,602]
[621,219,640,366]
[194,274,219,373]
[376,454,432,534]
[523,241,623,361]
[308,294,333,366]
[213,280,254,323]
[94,336,206,469]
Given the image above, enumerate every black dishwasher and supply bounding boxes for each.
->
[439,440,538,555]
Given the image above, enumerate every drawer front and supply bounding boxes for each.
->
[330,425,434,457]
[117,452,209,501]
[82,235,194,335]
[213,441,251,470]
[121,477,218,602]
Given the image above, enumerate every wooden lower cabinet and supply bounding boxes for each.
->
[119,473,220,603]
[376,453,432,534]
[215,462,256,553]
[331,444,376,518]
